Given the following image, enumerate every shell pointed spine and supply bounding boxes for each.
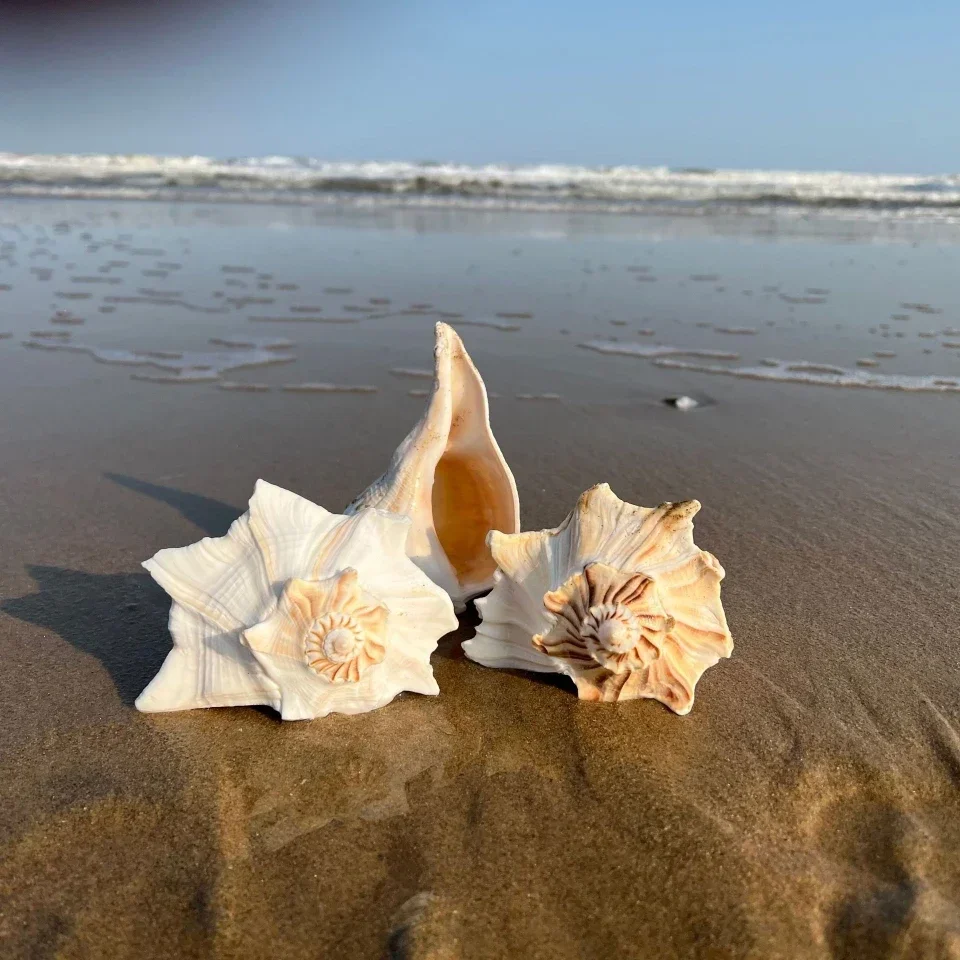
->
[345,323,519,606]
[464,485,733,714]
[137,482,455,719]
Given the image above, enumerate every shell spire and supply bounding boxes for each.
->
[463,484,733,714]
[347,322,520,609]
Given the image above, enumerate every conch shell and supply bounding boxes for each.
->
[137,480,457,719]
[463,484,733,714]
[347,322,519,608]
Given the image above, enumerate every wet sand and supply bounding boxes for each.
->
[1,201,959,959]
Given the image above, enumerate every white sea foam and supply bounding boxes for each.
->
[581,338,960,393]
[652,357,960,393]
[23,338,295,382]
[579,339,740,360]
[281,382,378,393]
[2,153,959,221]
[217,381,272,392]
[450,318,522,332]
[208,336,293,351]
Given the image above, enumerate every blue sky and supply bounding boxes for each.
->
[1,0,957,172]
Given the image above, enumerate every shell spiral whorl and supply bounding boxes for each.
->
[294,573,388,684]
[581,603,650,672]
[463,486,734,713]
[309,612,364,662]
[533,562,673,678]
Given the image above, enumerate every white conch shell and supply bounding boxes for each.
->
[347,322,519,609]
[463,484,733,714]
[137,480,457,719]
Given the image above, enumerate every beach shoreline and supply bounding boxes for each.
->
[1,199,958,958]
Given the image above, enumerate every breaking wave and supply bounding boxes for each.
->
[2,153,960,221]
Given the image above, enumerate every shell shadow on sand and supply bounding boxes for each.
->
[1,565,171,706]
[103,472,241,536]
[1,475,245,706]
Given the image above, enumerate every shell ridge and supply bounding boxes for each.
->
[348,327,454,519]
[247,481,344,591]
[136,601,281,712]
[348,323,518,606]
[142,531,256,636]
[139,483,453,719]
[468,486,732,713]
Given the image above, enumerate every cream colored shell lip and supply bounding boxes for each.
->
[346,322,520,610]
[137,480,457,720]
[463,483,733,714]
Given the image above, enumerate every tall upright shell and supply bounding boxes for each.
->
[463,484,733,714]
[347,322,520,608]
[137,480,457,720]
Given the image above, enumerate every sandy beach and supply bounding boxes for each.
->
[1,199,959,958]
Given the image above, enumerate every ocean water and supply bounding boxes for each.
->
[1,198,958,400]
[2,153,960,223]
